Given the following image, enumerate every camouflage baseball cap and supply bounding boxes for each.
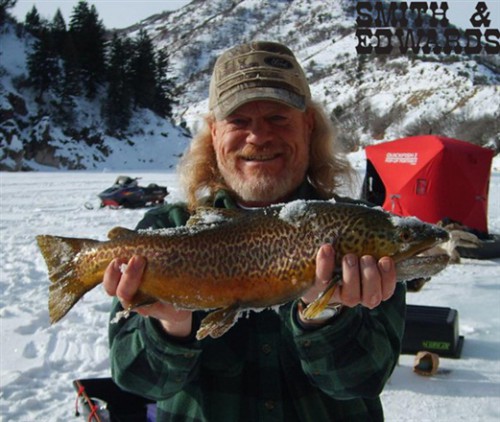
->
[209,41,311,120]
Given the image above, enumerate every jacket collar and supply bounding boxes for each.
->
[211,180,324,209]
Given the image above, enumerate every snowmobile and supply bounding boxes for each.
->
[93,176,168,209]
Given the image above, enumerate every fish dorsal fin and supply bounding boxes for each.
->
[108,226,136,240]
[187,207,246,227]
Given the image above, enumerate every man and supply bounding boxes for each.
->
[104,41,405,421]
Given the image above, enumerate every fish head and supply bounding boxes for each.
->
[388,214,450,262]
[323,204,450,262]
[275,201,449,264]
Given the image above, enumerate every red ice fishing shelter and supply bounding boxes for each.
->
[362,135,494,234]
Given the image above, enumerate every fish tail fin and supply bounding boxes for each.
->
[36,235,101,323]
[301,275,341,320]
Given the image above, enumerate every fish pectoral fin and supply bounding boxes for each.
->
[302,275,341,320]
[127,291,157,310]
[196,305,240,340]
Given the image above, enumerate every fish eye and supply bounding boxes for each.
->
[399,229,412,242]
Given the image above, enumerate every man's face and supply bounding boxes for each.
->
[211,100,314,206]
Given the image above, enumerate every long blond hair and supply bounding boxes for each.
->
[178,101,354,209]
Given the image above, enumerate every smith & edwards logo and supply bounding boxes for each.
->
[355,1,499,55]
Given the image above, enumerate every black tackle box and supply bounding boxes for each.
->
[402,304,464,358]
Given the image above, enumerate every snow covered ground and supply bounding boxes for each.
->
[1,155,499,421]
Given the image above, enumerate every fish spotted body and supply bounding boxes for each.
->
[36,200,449,339]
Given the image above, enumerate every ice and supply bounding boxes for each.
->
[0,162,499,421]
[278,199,309,225]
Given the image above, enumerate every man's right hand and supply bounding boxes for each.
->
[103,256,193,338]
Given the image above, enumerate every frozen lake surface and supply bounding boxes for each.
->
[1,168,499,421]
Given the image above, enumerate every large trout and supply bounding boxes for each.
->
[37,200,450,339]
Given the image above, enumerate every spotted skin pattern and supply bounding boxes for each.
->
[37,201,449,334]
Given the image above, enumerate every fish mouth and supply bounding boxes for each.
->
[395,254,450,281]
[393,227,450,263]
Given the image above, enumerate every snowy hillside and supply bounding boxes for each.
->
[128,0,499,147]
[0,22,189,171]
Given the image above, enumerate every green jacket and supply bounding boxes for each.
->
[109,185,406,422]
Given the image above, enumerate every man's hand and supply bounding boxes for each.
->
[103,256,193,338]
[301,244,397,310]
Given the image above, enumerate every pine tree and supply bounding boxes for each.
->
[49,8,74,114]
[69,0,106,98]
[131,29,157,110]
[61,31,81,98]
[27,27,60,100]
[0,0,17,26]
[105,34,134,132]
[153,49,176,118]
[24,5,44,37]
[50,9,82,100]
[51,9,67,55]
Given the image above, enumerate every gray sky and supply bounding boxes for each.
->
[10,0,500,31]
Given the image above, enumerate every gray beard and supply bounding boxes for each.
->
[219,167,299,204]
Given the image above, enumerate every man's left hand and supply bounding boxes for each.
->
[300,244,397,310]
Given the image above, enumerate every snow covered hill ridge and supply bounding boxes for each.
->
[1,0,499,171]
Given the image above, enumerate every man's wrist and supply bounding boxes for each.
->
[146,317,198,346]
[296,299,343,328]
[159,317,194,339]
